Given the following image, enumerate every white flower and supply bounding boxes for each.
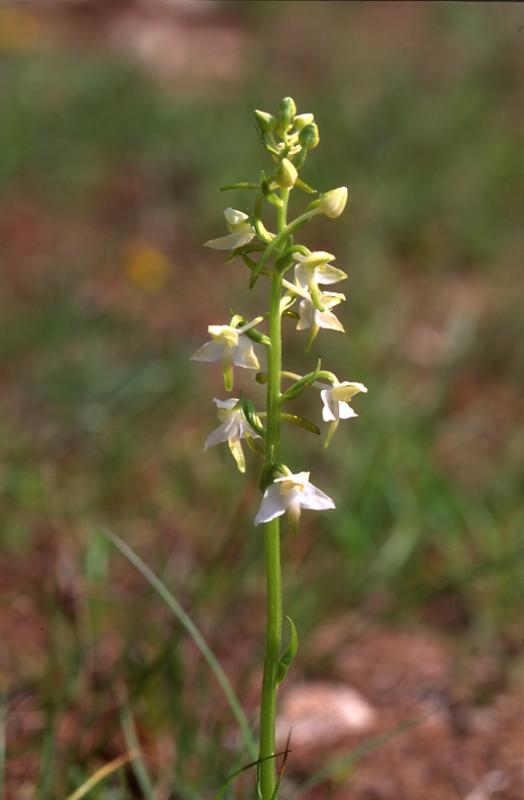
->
[320,381,368,422]
[191,323,260,390]
[297,291,345,334]
[205,208,255,251]
[320,381,368,447]
[205,398,260,473]
[294,251,347,292]
[293,262,345,338]
[255,471,335,528]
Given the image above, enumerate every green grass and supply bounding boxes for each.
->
[1,2,523,797]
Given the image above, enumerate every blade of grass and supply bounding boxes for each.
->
[216,749,292,800]
[65,750,139,800]
[102,528,257,758]
[37,720,55,800]
[119,701,159,800]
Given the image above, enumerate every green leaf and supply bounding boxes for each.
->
[219,182,258,191]
[239,396,265,437]
[275,245,294,274]
[281,359,321,402]
[276,617,298,684]
[281,412,320,435]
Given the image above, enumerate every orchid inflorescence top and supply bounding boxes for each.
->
[191,97,367,531]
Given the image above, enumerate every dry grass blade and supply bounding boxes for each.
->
[65,749,139,800]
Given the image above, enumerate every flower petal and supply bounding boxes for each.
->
[204,230,254,250]
[233,334,260,369]
[224,207,249,226]
[238,417,261,439]
[338,402,358,420]
[274,471,310,487]
[204,420,233,450]
[299,483,336,511]
[294,264,310,290]
[297,298,314,330]
[214,397,239,411]
[191,340,224,362]
[255,485,287,526]
[333,381,368,400]
[295,251,335,266]
[320,389,338,422]
[316,307,345,332]
[315,264,348,284]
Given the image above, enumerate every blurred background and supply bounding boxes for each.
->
[1,1,523,798]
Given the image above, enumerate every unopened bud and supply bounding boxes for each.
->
[276,96,297,134]
[279,96,297,120]
[299,123,320,150]
[293,113,314,131]
[275,158,298,188]
[318,187,348,219]
[254,109,275,134]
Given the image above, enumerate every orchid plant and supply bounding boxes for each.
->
[192,97,367,799]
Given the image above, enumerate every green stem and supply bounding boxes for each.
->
[258,187,289,799]
[250,205,315,287]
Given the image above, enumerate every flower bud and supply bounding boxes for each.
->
[254,109,275,134]
[276,96,297,135]
[279,96,297,121]
[275,158,298,189]
[318,187,348,219]
[299,123,320,150]
[293,113,314,131]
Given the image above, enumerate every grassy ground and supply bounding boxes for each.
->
[1,2,523,798]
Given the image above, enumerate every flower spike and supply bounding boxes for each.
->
[192,97,366,799]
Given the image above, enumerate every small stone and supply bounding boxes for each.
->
[276,681,376,748]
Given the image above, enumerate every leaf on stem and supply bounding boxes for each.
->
[281,359,321,402]
[276,617,298,684]
[219,182,259,191]
[281,413,320,435]
[239,396,265,437]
